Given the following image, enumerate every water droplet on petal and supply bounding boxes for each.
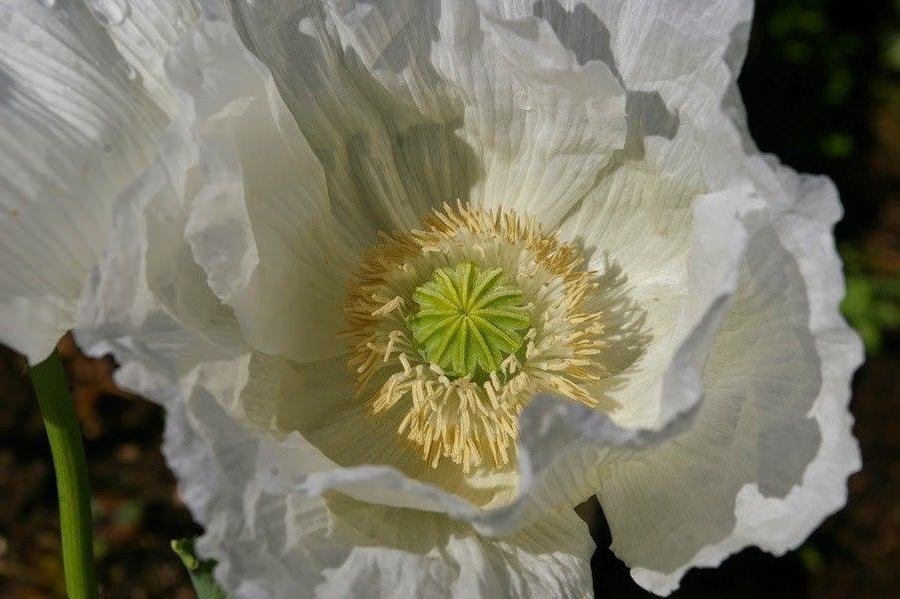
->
[37,0,57,9]
[87,0,130,27]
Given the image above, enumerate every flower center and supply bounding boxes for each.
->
[344,203,614,473]
[409,263,531,378]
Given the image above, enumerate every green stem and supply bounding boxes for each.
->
[30,351,99,599]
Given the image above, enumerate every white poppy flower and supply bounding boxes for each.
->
[1,0,862,597]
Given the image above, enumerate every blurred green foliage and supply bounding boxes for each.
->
[745,1,869,164]
[746,1,900,358]
[841,247,900,356]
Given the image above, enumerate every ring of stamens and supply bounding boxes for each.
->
[345,202,611,473]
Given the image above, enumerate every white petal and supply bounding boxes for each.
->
[596,171,862,595]
[164,378,595,598]
[74,165,247,380]
[530,1,753,120]
[99,0,199,114]
[560,144,768,430]
[0,0,188,363]
[230,0,627,234]
[158,11,362,363]
[540,0,763,430]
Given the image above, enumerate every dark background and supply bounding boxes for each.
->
[2,1,898,596]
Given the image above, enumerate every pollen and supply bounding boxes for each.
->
[344,202,614,473]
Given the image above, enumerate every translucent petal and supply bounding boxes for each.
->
[0,0,182,363]
[606,172,862,595]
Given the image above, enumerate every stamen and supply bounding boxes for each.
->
[344,203,612,473]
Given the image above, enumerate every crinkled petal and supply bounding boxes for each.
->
[0,0,175,363]
[229,0,627,235]
[153,8,363,363]
[595,171,862,595]
[73,4,250,375]
[524,0,759,429]
[74,162,247,381]
[537,1,754,110]
[162,372,595,598]
[558,127,755,429]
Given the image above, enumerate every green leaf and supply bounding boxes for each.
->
[171,538,230,599]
